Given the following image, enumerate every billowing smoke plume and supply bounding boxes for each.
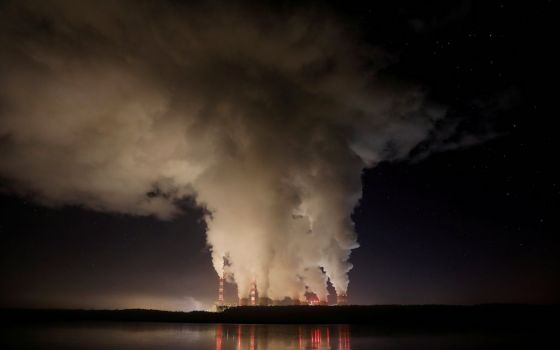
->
[0,1,443,300]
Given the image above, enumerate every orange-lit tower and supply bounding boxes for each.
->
[217,275,225,305]
[249,279,258,306]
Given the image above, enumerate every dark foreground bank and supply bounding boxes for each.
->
[1,305,558,332]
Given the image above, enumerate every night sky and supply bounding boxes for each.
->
[1,0,558,310]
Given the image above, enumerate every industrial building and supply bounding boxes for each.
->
[214,275,345,310]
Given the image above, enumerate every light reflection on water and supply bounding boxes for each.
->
[214,324,350,350]
[1,322,544,349]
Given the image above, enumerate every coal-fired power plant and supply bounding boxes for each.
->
[215,276,346,309]
[0,0,449,314]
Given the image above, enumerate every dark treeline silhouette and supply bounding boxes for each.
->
[1,305,557,333]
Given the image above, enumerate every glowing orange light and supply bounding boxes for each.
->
[215,324,222,350]
[249,325,255,350]
[237,324,242,350]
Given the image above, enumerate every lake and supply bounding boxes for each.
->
[0,323,548,349]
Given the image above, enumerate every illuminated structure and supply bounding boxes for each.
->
[249,279,258,306]
[304,291,327,306]
[216,274,340,308]
[215,274,233,312]
[217,275,225,305]
[336,293,348,305]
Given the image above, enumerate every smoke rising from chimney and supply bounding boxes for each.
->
[0,1,443,300]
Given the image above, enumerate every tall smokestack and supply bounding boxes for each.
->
[336,293,347,305]
[217,275,225,305]
[249,279,258,306]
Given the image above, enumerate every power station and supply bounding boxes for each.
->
[215,275,347,310]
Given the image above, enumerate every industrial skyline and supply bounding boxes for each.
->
[0,0,558,311]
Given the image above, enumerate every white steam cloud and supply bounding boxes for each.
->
[0,1,443,300]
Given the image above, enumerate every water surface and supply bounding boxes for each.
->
[1,323,544,349]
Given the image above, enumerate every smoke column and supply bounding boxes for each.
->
[0,0,443,300]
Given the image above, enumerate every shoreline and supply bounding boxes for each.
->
[2,304,557,333]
